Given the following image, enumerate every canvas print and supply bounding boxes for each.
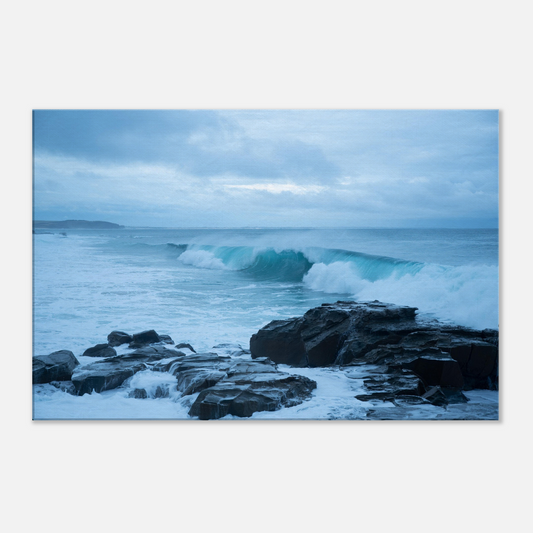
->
[32,110,499,420]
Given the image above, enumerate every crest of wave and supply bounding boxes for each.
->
[178,249,228,270]
[303,261,498,330]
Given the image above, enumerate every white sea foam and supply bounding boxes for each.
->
[304,261,499,330]
[178,249,228,270]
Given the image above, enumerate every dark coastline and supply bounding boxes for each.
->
[33,220,124,229]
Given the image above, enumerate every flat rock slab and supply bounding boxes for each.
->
[72,360,147,395]
[189,371,317,420]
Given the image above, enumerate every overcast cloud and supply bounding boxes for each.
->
[33,110,498,228]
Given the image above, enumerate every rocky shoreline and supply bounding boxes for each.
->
[32,301,499,420]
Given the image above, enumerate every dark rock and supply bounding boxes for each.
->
[178,370,227,396]
[250,317,307,366]
[189,372,317,420]
[128,385,172,399]
[82,343,117,358]
[72,360,146,395]
[129,388,148,399]
[130,330,161,346]
[356,368,425,404]
[301,306,352,366]
[107,331,133,347]
[33,350,80,384]
[250,300,498,391]
[176,343,196,353]
[443,341,498,390]
[158,334,174,345]
[250,301,419,368]
[168,353,233,395]
[402,356,464,389]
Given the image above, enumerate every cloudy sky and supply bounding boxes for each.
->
[33,110,498,228]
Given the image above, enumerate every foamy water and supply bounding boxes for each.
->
[32,227,498,419]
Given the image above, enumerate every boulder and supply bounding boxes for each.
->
[82,343,117,358]
[128,330,161,347]
[107,331,133,347]
[33,350,80,384]
[189,371,317,420]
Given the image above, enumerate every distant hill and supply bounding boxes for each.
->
[33,220,124,229]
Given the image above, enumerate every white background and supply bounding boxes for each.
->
[2,1,530,532]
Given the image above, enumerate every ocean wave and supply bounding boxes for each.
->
[110,240,498,329]
[178,249,229,270]
[303,261,499,330]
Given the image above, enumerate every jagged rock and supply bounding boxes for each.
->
[189,371,317,420]
[33,350,80,384]
[301,306,353,366]
[82,343,117,358]
[250,300,498,391]
[107,331,133,347]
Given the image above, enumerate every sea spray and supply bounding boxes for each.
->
[303,261,498,330]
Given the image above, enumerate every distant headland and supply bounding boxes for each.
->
[33,220,124,229]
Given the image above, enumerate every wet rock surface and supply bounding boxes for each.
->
[83,343,117,358]
[71,346,184,395]
[33,303,498,419]
[250,300,498,411]
[33,350,80,384]
[188,357,317,420]
[107,331,133,347]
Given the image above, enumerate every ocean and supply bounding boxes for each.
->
[32,227,499,419]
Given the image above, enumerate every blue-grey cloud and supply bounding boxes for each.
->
[33,109,341,181]
[32,109,499,228]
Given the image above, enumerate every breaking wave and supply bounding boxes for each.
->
[128,241,498,329]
